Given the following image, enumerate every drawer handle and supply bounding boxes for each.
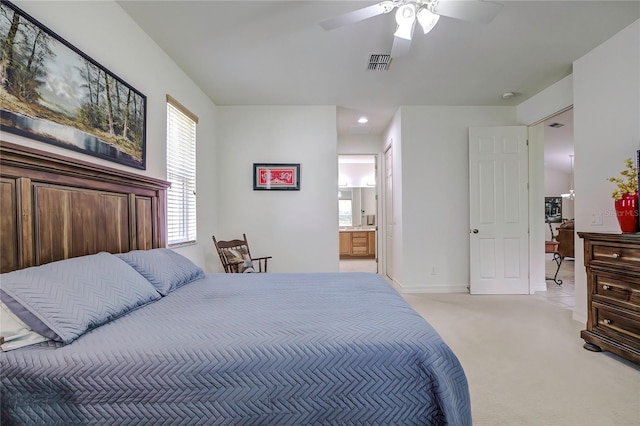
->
[602,285,611,290]
[602,319,612,325]
[612,253,621,258]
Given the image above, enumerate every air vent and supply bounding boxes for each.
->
[367,54,392,71]
[548,122,565,128]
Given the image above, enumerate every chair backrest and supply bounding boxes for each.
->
[212,233,254,273]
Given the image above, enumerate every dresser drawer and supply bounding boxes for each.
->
[352,236,367,246]
[592,244,640,268]
[592,302,640,346]
[351,245,368,255]
[594,274,640,307]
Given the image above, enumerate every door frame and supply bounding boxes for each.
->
[528,106,575,294]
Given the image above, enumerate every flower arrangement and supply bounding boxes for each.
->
[608,158,638,200]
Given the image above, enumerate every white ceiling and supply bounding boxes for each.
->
[118,1,638,154]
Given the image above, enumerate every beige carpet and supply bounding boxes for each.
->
[402,293,640,426]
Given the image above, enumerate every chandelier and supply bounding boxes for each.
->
[561,155,575,200]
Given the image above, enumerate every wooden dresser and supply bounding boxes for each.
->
[578,232,640,364]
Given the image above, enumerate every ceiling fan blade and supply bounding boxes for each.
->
[391,35,412,58]
[433,0,503,24]
[319,2,394,31]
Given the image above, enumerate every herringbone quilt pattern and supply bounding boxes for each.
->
[1,272,471,425]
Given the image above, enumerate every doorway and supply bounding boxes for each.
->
[542,108,575,309]
[338,154,378,273]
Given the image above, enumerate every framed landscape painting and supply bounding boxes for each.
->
[0,1,146,169]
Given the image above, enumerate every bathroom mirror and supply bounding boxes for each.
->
[338,187,375,227]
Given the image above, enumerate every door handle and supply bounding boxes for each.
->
[470,229,479,234]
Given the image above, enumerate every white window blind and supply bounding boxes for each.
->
[166,95,198,246]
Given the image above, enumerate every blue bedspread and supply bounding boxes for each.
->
[1,272,470,425]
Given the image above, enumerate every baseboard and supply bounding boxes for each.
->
[530,279,547,294]
[572,310,587,324]
[399,284,469,294]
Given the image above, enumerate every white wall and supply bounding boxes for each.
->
[572,19,640,323]
[396,106,517,292]
[7,0,218,270]
[338,134,383,155]
[545,169,571,198]
[517,75,573,125]
[215,106,338,273]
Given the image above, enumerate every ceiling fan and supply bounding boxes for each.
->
[319,0,503,58]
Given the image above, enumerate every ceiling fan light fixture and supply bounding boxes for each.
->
[394,3,416,40]
[417,7,440,34]
[561,154,576,200]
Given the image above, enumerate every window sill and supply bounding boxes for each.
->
[168,240,197,249]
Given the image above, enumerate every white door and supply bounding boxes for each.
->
[469,126,529,294]
[384,145,393,281]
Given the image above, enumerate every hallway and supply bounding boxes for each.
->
[339,259,377,273]
[539,254,575,310]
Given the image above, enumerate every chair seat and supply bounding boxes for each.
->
[545,241,559,253]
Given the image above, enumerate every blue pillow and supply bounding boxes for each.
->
[0,252,161,344]
[116,249,205,296]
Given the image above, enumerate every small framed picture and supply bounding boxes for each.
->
[253,163,300,191]
[545,196,562,223]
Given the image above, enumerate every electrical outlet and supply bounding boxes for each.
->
[592,212,603,226]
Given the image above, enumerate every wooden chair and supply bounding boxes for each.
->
[212,233,272,273]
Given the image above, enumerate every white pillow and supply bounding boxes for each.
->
[1,302,48,351]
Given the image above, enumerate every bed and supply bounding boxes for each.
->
[0,142,470,425]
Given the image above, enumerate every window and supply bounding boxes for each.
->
[338,188,353,226]
[338,200,353,226]
[166,95,198,246]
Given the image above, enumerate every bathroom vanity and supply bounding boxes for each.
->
[339,229,376,259]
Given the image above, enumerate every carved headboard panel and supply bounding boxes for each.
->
[0,141,170,273]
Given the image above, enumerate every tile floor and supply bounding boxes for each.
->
[540,253,575,310]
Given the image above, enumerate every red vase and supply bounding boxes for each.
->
[614,192,639,233]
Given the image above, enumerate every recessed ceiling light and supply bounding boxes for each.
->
[357,116,369,124]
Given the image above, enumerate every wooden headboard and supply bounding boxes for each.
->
[0,141,170,273]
